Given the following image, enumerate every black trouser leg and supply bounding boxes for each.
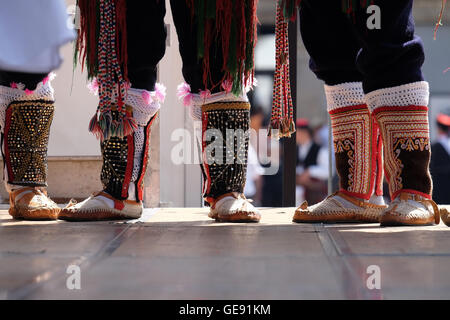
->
[0,71,47,90]
[169,0,225,93]
[300,0,425,93]
[299,0,363,85]
[126,0,167,91]
[351,0,425,93]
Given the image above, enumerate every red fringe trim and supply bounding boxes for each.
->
[76,0,128,81]
[188,0,258,93]
[115,0,128,81]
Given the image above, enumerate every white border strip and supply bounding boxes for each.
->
[365,81,429,112]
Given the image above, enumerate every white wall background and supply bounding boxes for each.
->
[158,2,202,207]
[49,0,100,156]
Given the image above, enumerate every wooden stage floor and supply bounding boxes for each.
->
[1,206,450,299]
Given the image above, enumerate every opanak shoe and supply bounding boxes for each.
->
[441,207,450,227]
[9,187,60,220]
[208,192,261,223]
[58,191,142,221]
[293,192,387,223]
[380,192,440,226]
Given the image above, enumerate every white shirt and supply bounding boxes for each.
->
[297,142,329,180]
[437,134,450,155]
[0,0,75,73]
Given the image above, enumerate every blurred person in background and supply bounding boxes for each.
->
[430,110,450,204]
[314,122,330,147]
[296,119,329,205]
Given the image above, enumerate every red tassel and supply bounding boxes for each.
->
[115,0,128,81]
[269,3,295,139]
[216,0,233,70]
[88,112,103,141]
[215,0,233,88]
[235,0,246,79]
[187,0,258,93]
[76,0,99,78]
[202,19,213,87]
[185,0,195,16]
[123,116,138,137]
[434,0,447,40]
[244,0,258,87]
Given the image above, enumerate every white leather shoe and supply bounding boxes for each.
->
[380,193,440,226]
[208,192,261,223]
[293,192,387,223]
[9,187,60,220]
[59,191,142,221]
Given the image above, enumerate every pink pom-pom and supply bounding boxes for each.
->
[177,82,193,107]
[87,78,99,95]
[42,73,56,85]
[221,80,233,93]
[155,83,166,103]
[142,90,152,105]
[25,89,34,95]
[183,94,193,107]
[200,89,211,100]
[10,82,18,89]
[177,82,191,98]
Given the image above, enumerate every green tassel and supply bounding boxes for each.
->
[196,0,205,59]
[227,1,239,94]
[245,1,255,73]
[227,9,237,75]
[206,0,215,19]
[73,0,80,70]
[278,0,299,21]
[231,72,242,96]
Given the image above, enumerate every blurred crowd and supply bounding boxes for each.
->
[244,105,333,207]
[245,107,450,207]
[430,109,450,205]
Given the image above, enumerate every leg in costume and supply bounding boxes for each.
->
[352,0,439,226]
[293,0,386,223]
[172,0,260,222]
[59,0,166,221]
[0,71,60,220]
